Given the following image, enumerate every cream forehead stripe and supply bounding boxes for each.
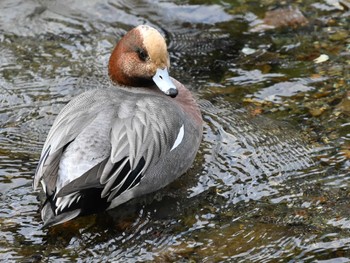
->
[137,25,169,67]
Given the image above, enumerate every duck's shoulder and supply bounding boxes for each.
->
[52,87,185,136]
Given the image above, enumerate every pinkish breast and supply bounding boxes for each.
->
[172,78,203,127]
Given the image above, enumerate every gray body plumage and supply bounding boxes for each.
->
[34,82,202,227]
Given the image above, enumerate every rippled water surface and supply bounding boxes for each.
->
[1,0,350,261]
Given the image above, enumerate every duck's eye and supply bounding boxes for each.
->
[137,48,149,61]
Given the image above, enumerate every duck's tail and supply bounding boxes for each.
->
[41,199,81,228]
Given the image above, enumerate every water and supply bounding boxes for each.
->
[0,0,350,261]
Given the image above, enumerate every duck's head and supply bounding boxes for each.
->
[108,25,178,98]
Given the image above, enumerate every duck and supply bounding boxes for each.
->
[33,25,203,227]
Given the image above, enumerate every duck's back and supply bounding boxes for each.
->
[34,87,202,227]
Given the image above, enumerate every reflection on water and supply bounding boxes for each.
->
[0,0,349,261]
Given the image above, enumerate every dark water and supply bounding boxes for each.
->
[1,0,350,261]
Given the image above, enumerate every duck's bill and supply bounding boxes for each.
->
[152,68,178,98]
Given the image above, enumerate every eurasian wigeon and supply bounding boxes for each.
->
[34,25,203,227]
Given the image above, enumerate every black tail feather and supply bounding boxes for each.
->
[42,188,111,228]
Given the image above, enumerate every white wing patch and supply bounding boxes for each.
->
[55,192,81,215]
[170,124,184,152]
